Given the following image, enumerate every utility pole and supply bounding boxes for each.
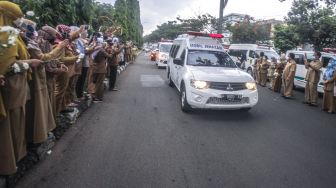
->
[218,0,228,34]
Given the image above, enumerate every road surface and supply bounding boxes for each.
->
[17,53,336,188]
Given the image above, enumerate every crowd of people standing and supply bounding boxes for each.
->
[253,51,336,114]
[0,1,138,176]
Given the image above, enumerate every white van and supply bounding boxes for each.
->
[228,44,280,75]
[166,32,258,112]
[156,42,173,68]
[285,50,336,94]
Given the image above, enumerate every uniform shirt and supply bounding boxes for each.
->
[305,60,322,83]
[256,57,263,71]
[260,59,270,74]
[93,49,111,74]
[283,60,296,80]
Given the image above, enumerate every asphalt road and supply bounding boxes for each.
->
[18,53,336,188]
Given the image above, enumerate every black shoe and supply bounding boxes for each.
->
[302,101,310,104]
[309,103,318,107]
[283,96,291,99]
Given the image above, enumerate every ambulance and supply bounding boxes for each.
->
[166,32,258,112]
[156,41,173,68]
[285,50,336,94]
[228,44,280,75]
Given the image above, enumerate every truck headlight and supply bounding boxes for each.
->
[190,80,210,89]
[245,82,257,90]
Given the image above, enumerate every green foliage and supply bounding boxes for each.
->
[273,24,300,53]
[229,18,272,44]
[144,14,217,43]
[281,0,336,50]
[9,0,143,46]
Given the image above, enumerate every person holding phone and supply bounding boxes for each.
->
[303,51,322,106]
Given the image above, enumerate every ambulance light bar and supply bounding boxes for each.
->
[187,31,223,39]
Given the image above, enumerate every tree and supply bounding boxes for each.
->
[144,14,218,43]
[228,17,272,44]
[281,0,336,50]
[10,0,143,46]
[273,24,300,53]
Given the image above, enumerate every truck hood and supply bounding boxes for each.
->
[188,66,254,82]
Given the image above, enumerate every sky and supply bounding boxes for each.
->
[98,0,294,35]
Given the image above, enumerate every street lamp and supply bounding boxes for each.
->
[218,0,228,34]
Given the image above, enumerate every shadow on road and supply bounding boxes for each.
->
[184,109,260,124]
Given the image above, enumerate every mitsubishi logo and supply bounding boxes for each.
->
[226,83,234,91]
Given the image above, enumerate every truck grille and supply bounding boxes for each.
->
[209,82,246,91]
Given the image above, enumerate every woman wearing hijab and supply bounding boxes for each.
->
[272,54,286,92]
[54,24,84,114]
[0,1,42,175]
[38,26,68,119]
[322,58,336,114]
[23,19,69,144]
[91,37,113,101]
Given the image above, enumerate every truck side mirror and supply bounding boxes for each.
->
[173,58,183,66]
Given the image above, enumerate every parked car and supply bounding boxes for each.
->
[286,50,336,94]
[228,44,280,76]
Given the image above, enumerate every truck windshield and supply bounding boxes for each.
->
[159,44,172,53]
[187,50,237,68]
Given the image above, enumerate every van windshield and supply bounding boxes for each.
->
[256,50,279,59]
[187,50,237,68]
[159,44,172,53]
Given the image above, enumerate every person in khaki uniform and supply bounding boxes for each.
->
[125,41,132,63]
[38,26,68,119]
[54,25,83,113]
[260,56,270,87]
[272,55,286,93]
[106,40,124,91]
[282,53,297,99]
[268,57,277,88]
[322,59,336,113]
[24,19,69,144]
[131,44,138,63]
[255,52,264,85]
[0,1,43,175]
[92,41,113,101]
[303,51,323,106]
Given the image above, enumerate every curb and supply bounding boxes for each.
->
[4,98,92,188]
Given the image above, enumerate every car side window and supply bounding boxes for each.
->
[322,57,332,68]
[249,50,255,58]
[294,54,304,65]
[173,45,180,58]
[169,45,176,58]
[180,50,186,65]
